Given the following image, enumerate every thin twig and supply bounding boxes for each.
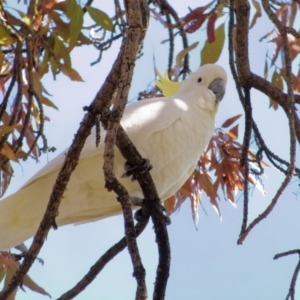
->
[57,220,149,300]
[156,0,189,77]
[240,87,252,234]
[274,249,300,300]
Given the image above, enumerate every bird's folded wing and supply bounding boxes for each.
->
[121,96,184,146]
[21,96,183,189]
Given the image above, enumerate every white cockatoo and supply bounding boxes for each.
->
[0,64,227,250]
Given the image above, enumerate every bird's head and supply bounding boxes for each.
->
[175,64,227,113]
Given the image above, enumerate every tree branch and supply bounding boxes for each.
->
[155,0,190,77]
[239,87,252,234]
[101,1,150,297]
[236,0,297,244]
[57,220,149,300]
[274,249,300,300]
[115,126,171,299]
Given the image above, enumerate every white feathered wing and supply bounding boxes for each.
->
[0,64,227,250]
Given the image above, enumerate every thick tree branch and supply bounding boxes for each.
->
[101,1,150,298]
[234,1,251,85]
[115,126,171,299]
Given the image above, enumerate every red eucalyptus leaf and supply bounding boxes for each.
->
[185,14,207,34]
[221,114,243,128]
[207,12,217,43]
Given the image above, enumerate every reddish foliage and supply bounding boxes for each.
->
[184,14,207,34]
[207,12,217,42]
[182,2,214,33]
[164,115,266,225]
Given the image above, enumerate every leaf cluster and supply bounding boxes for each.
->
[0,0,113,196]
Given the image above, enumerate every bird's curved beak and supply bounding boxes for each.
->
[208,78,226,103]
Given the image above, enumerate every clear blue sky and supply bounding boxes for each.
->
[2,1,300,299]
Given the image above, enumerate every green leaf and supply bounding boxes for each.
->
[272,70,283,90]
[200,23,225,65]
[8,8,32,30]
[41,96,59,110]
[32,69,43,96]
[264,58,268,79]
[49,56,59,78]
[40,46,51,76]
[66,0,77,18]
[50,11,70,42]
[77,32,92,45]
[86,6,113,31]
[0,267,6,283]
[53,35,72,71]
[61,65,84,81]
[0,26,14,46]
[0,49,3,72]
[269,71,282,110]
[175,42,198,68]
[66,0,83,46]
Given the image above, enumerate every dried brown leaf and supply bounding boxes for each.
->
[0,161,13,197]
[228,124,239,139]
[221,114,243,128]
[23,274,51,298]
[4,266,18,300]
[0,253,18,268]
[61,64,84,81]
[269,35,282,65]
[190,190,200,225]
[249,0,262,29]
[289,3,298,27]
[164,195,176,216]
[275,3,289,18]
[0,124,21,137]
[0,143,18,162]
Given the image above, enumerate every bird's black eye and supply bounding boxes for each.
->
[197,77,202,83]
